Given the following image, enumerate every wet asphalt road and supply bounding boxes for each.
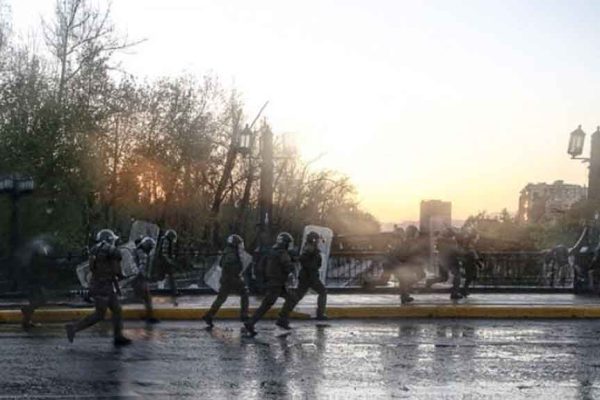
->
[2,319,600,399]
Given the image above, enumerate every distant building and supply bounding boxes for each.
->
[517,180,586,223]
[420,200,452,234]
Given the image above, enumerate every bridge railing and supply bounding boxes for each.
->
[0,249,574,295]
[325,250,573,289]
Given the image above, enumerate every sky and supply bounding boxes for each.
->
[6,0,600,222]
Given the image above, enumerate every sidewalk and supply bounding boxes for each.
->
[3,292,600,323]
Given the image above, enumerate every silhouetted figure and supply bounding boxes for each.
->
[65,229,131,346]
[18,237,53,330]
[279,231,328,319]
[133,236,159,323]
[155,229,179,305]
[244,232,296,335]
[203,234,250,328]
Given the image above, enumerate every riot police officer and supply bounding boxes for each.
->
[202,234,250,328]
[156,229,179,305]
[65,229,131,346]
[458,230,482,297]
[385,226,427,304]
[244,232,296,335]
[133,236,159,323]
[19,238,53,330]
[428,229,463,300]
[439,230,463,300]
[279,231,328,319]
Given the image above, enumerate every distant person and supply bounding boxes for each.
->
[279,231,328,319]
[18,238,54,330]
[427,229,463,300]
[458,229,482,297]
[244,232,296,336]
[133,236,159,323]
[156,229,179,306]
[202,234,250,328]
[249,230,271,295]
[65,229,131,346]
[385,225,427,304]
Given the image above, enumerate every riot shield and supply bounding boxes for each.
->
[300,225,334,285]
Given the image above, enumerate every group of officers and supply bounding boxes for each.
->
[19,224,481,346]
[61,228,328,345]
[382,225,483,304]
[64,228,180,345]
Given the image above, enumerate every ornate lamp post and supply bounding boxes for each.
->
[0,174,35,258]
[568,125,600,201]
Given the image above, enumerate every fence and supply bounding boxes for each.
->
[324,251,573,289]
[0,249,575,295]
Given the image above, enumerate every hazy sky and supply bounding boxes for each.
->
[7,0,600,222]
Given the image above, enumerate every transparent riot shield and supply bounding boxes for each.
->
[300,225,334,285]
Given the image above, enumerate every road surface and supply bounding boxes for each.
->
[1,319,600,399]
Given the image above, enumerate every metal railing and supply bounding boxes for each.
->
[323,251,573,289]
[0,249,575,296]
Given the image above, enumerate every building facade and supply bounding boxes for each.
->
[420,200,452,234]
[517,180,586,223]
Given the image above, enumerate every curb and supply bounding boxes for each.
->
[3,305,600,323]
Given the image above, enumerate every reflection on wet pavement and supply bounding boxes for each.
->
[1,319,600,399]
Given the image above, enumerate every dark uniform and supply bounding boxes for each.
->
[280,241,327,318]
[245,243,296,333]
[461,248,480,297]
[66,242,130,345]
[132,241,157,322]
[19,239,52,330]
[155,231,178,304]
[203,245,249,325]
[436,235,462,299]
[386,236,428,304]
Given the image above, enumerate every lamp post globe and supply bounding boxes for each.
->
[238,124,252,155]
[568,125,586,158]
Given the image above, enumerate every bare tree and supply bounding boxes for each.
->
[42,0,140,106]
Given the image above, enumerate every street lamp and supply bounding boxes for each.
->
[567,125,600,201]
[568,125,587,159]
[0,174,35,260]
[238,124,252,155]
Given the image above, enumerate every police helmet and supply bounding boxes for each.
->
[306,231,320,244]
[137,236,156,253]
[96,229,119,245]
[227,234,244,249]
[275,232,294,250]
[164,229,177,242]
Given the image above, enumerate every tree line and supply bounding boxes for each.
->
[0,0,379,254]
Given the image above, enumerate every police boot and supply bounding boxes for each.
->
[316,313,329,321]
[114,336,133,346]
[20,307,39,330]
[450,292,463,300]
[401,294,415,305]
[202,314,214,329]
[65,324,76,343]
[276,318,292,330]
[243,321,257,336]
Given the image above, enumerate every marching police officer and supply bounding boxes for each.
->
[458,230,482,297]
[436,229,463,300]
[156,229,179,306]
[65,229,131,346]
[19,238,53,330]
[244,232,296,336]
[385,226,427,304]
[133,236,159,323]
[279,231,328,319]
[202,234,250,328]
